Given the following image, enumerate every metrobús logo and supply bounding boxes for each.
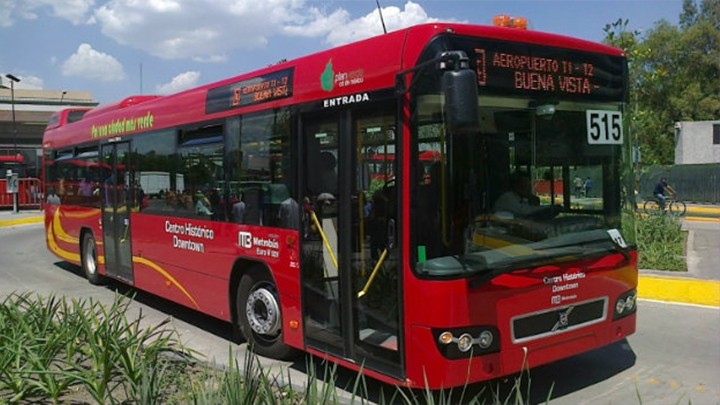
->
[238,231,280,259]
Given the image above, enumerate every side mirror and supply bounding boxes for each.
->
[440,52,480,134]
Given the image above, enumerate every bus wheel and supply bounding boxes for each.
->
[81,233,104,285]
[236,269,295,360]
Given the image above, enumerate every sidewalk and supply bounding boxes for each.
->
[3,207,718,307]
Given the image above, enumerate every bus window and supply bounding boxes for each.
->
[227,109,294,227]
[178,124,224,220]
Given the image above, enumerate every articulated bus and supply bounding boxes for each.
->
[43,22,637,389]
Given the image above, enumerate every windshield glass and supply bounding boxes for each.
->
[410,35,631,278]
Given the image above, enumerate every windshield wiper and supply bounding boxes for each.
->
[466,251,574,287]
[467,238,632,287]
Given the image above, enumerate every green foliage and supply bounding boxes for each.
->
[1,292,555,405]
[0,293,191,405]
[635,213,686,271]
[604,0,720,165]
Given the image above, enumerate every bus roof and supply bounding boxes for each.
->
[43,22,624,150]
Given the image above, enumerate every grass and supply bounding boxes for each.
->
[634,212,686,271]
[0,292,192,405]
[1,292,557,405]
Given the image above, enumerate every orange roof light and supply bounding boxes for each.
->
[492,14,511,28]
[492,15,529,30]
[513,17,528,30]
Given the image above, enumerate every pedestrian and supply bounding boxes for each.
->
[573,175,583,197]
[583,176,593,197]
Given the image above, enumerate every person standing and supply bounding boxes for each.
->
[583,176,593,197]
[573,175,583,197]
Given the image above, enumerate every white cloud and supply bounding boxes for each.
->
[62,43,126,81]
[89,0,437,61]
[0,73,43,89]
[17,74,44,89]
[0,1,15,27]
[155,71,200,95]
[92,0,312,60]
[1,0,95,26]
[324,1,439,46]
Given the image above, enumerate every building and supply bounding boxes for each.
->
[674,120,720,164]
[0,76,98,177]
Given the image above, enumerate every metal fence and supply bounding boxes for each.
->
[638,163,720,204]
[0,178,43,209]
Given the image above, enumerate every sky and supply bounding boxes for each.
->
[0,0,684,105]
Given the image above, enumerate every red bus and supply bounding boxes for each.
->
[1,154,27,177]
[43,22,636,389]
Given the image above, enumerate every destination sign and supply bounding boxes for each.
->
[206,68,294,114]
[447,37,627,102]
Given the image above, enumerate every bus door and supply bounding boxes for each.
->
[301,105,401,377]
[100,142,134,283]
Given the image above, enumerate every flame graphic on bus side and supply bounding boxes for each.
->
[48,208,200,310]
[47,216,81,263]
[131,256,200,310]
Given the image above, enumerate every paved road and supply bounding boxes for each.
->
[2,221,719,404]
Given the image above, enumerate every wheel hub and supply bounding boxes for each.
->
[246,287,281,336]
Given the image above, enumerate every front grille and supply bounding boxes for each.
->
[511,297,608,343]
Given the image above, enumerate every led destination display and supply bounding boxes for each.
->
[206,68,294,114]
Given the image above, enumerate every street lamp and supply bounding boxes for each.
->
[5,74,20,156]
[60,90,67,104]
[5,74,21,214]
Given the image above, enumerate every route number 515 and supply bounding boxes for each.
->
[586,110,623,145]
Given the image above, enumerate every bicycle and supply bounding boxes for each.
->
[643,195,687,217]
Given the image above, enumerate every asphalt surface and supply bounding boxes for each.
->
[2,205,719,308]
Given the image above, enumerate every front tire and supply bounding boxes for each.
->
[669,200,687,217]
[236,268,296,360]
[81,233,104,285]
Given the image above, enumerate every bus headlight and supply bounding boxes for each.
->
[478,330,494,349]
[613,289,637,320]
[457,333,473,352]
[432,326,500,359]
[615,298,626,314]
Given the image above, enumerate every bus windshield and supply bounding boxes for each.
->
[411,35,629,278]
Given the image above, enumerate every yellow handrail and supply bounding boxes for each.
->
[310,210,338,269]
[357,248,388,298]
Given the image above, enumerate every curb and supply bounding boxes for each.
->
[638,274,720,307]
[0,215,44,228]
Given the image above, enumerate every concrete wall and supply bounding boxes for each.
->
[675,120,720,164]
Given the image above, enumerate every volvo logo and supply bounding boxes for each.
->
[551,306,574,332]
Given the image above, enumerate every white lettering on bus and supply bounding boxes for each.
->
[173,235,205,252]
[164,220,214,240]
[562,272,586,282]
[544,271,585,285]
[551,283,579,293]
[253,237,279,249]
[323,93,370,108]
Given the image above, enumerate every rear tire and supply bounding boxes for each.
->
[236,268,296,360]
[81,233,104,285]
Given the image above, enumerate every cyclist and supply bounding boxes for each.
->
[653,177,676,210]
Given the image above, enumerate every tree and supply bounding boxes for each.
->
[604,0,720,165]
